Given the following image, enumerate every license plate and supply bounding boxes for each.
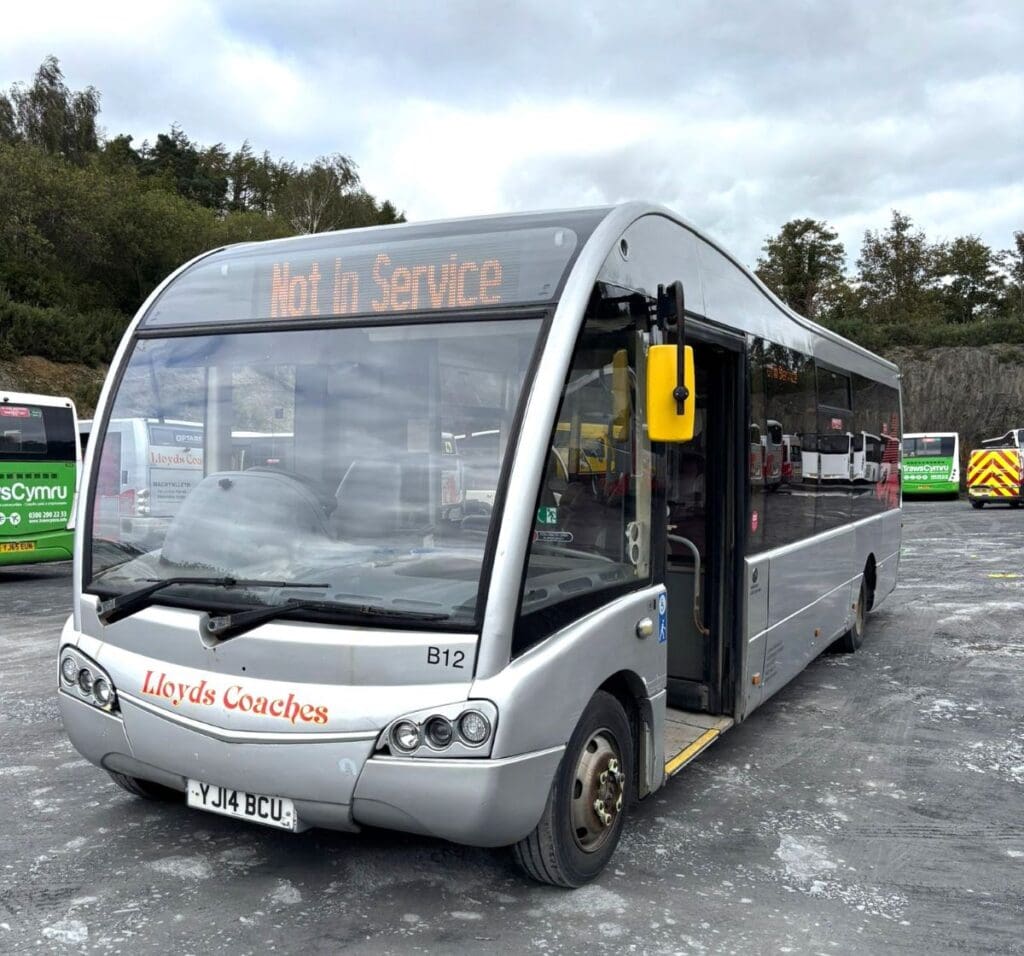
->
[0,541,35,553]
[186,780,297,831]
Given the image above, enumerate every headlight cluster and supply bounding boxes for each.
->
[381,701,497,758]
[59,647,118,712]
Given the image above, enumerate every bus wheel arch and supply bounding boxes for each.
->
[512,689,634,887]
[597,670,647,797]
[863,554,877,611]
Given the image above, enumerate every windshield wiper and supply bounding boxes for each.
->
[207,599,450,641]
[96,577,329,626]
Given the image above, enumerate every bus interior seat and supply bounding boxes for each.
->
[332,459,402,539]
[558,477,616,556]
[244,466,337,516]
[161,470,333,569]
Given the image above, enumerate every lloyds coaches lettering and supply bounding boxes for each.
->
[269,253,504,318]
[140,670,329,725]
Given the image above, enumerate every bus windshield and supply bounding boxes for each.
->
[0,403,75,460]
[816,434,852,454]
[903,436,955,458]
[86,318,542,627]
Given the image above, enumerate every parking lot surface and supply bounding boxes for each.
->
[1,500,1022,954]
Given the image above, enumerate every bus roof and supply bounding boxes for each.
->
[134,201,897,384]
[1,390,77,411]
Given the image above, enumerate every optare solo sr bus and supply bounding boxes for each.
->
[61,204,901,886]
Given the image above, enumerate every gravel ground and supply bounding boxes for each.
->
[1,500,1022,954]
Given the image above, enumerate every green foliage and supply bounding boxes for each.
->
[999,231,1024,320]
[855,210,941,326]
[0,57,406,367]
[0,56,99,165]
[933,235,1004,324]
[758,211,1024,352]
[820,315,1024,352]
[139,126,230,209]
[755,219,847,319]
[0,288,125,365]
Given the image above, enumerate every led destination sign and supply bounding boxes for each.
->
[144,226,579,327]
[269,252,504,319]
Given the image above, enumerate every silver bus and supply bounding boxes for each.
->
[60,204,902,886]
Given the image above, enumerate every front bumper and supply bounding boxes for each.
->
[0,528,73,566]
[903,482,959,495]
[60,689,563,847]
[352,746,564,847]
[968,485,1020,499]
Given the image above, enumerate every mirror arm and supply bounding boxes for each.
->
[671,280,688,416]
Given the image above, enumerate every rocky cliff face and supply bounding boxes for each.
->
[0,357,107,417]
[886,345,1024,463]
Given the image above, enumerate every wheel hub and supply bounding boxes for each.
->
[570,730,625,853]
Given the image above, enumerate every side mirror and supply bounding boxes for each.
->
[647,344,695,442]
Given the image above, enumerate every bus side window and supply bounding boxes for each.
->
[763,343,816,550]
[514,299,651,653]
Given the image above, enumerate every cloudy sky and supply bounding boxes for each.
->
[3,0,1022,268]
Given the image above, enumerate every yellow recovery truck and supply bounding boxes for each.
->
[967,430,1024,509]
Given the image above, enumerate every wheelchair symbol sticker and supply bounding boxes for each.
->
[657,593,668,643]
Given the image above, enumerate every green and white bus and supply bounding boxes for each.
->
[902,432,959,497]
[0,391,81,566]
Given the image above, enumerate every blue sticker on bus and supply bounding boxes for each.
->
[658,592,668,643]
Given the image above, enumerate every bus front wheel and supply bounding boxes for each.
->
[512,690,633,888]
[836,578,868,653]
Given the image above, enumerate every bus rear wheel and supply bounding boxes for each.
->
[836,578,868,653]
[512,690,632,888]
[107,770,181,801]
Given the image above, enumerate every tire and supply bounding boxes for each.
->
[835,577,868,654]
[970,500,984,509]
[1011,501,1021,509]
[512,690,633,887]
[107,770,181,801]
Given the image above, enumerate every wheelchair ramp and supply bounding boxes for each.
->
[664,709,734,777]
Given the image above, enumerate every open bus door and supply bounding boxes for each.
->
[656,315,743,774]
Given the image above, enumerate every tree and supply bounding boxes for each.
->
[276,153,360,233]
[755,218,847,319]
[99,133,142,172]
[0,55,99,165]
[856,210,940,325]
[933,235,1003,324]
[0,58,407,367]
[998,231,1024,320]
[140,125,229,210]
